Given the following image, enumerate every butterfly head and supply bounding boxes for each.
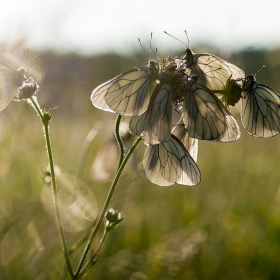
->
[16,67,26,76]
[183,48,195,66]
[242,74,257,92]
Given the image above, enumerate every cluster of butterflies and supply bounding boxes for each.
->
[91,34,280,187]
[0,41,279,187]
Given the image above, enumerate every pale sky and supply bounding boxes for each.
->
[1,0,280,55]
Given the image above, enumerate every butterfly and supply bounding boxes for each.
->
[0,53,41,111]
[0,63,27,111]
[181,47,245,91]
[142,134,201,186]
[163,31,245,91]
[91,60,160,117]
[241,74,280,138]
[182,76,241,142]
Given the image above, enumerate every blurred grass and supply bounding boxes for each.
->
[0,46,280,279]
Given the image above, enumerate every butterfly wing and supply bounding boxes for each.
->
[143,84,173,145]
[241,79,280,137]
[91,66,158,116]
[171,117,198,162]
[0,63,24,111]
[223,60,245,84]
[142,135,201,186]
[183,81,240,141]
[185,49,245,91]
[129,111,146,136]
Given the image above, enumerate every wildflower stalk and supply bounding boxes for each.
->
[75,120,142,277]
[115,114,124,169]
[79,227,108,278]
[29,97,74,278]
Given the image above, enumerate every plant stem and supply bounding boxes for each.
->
[79,229,108,278]
[29,97,74,278]
[115,115,124,169]
[75,134,142,277]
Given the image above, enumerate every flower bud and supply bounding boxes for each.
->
[17,77,39,100]
[105,208,124,232]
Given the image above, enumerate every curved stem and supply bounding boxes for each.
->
[75,134,142,277]
[29,97,44,120]
[29,97,74,277]
[115,115,124,169]
[79,229,108,278]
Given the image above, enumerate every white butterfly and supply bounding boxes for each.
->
[182,76,241,142]
[142,134,201,186]
[181,48,245,91]
[241,74,280,138]
[91,60,159,117]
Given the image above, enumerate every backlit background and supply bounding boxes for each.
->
[0,0,280,279]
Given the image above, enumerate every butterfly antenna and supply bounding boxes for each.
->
[149,32,153,61]
[254,65,266,76]
[164,31,187,47]
[25,52,44,65]
[184,30,190,48]
[138,38,149,58]
[17,48,29,68]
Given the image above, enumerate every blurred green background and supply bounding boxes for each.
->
[1,44,280,280]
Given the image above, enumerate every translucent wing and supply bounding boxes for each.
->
[129,111,147,136]
[241,75,280,137]
[143,84,173,145]
[183,80,240,141]
[184,48,245,91]
[0,63,24,111]
[171,117,198,162]
[214,113,241,142]
[91,66,158,116]
[142,135,201,186]
[223,60,245,84]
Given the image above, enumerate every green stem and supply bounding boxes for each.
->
[29,97,74,278]
[75,134,142,277]
[79,229,108,278]
[115,115,124,169]
[29,96,43,120]
[211,89,225,94]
